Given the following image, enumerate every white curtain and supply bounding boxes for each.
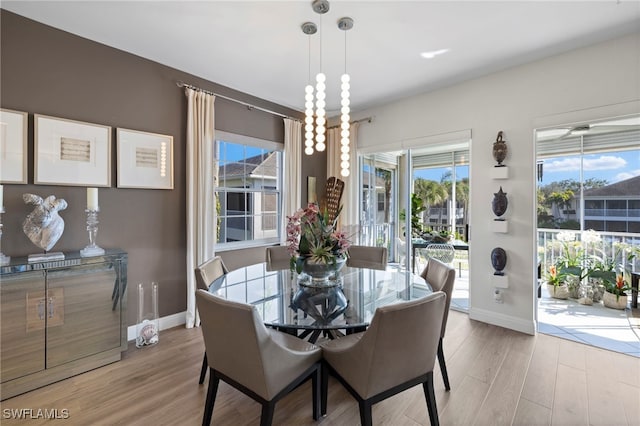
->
[283,118,302,240]
[327,122,360,230]
[185,88,216,328]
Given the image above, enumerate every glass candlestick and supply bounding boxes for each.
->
[80,208,105,257]
[0,207,9,265]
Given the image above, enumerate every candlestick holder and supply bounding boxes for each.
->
[80,208,105,257]
[0,207,10,265]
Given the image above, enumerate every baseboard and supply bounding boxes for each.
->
[469,307,535,335]
[127,311,187,342]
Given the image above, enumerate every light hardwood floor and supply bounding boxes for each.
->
[1,311,638,425]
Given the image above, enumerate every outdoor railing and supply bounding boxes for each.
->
[537,228,640,279]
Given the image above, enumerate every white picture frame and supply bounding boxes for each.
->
[0,108,28,184]
[34,114,111,187]
[117,128,174,189]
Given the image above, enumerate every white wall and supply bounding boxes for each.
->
[352,32,640,334]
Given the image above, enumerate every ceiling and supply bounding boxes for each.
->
[3,1,640,116]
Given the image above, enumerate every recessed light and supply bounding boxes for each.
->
[420,49,449,59]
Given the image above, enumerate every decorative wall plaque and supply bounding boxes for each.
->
[493,131,507,167]
[492,186,508,219]
[491,247,507,276]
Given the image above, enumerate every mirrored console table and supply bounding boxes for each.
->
[0,249,127,400]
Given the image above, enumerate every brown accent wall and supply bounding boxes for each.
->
[0,10,325,325]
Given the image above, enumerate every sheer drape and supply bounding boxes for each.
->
[283,118,302,240]
[185,88,216,328]
[327,122,359,231]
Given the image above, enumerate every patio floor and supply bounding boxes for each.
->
[537,285,640,357]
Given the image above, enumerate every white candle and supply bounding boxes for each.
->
[87,187,99,210]
[0,185,3,209]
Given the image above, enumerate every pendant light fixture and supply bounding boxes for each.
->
[338,16,353,177]
[302,0,354,170]
[301,21,317,155]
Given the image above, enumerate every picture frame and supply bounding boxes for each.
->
[34,114,111,187]
[117,128,174,189]
[0,108,28,184]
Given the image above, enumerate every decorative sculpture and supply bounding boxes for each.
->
[491,247,507,275]
[22,194,67,251]
[492,186,508,219]
[492,131,508,167]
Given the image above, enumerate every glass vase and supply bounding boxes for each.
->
[136,282,159,348]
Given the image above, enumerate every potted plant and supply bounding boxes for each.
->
[602,274,631,310]
[546,264,569,299]
[286,203,351,280]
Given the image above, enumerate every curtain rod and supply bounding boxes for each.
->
[327,116,373,130]
[176,81,301,122]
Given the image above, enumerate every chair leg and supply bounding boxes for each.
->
[312,365,321,420]
[358,400,373,426]
[202,370,219,426]
[437,338,451,391]
[423,372,439,426]
[321,362,329,416]
[199,353,208,384]
[260,401,276,426]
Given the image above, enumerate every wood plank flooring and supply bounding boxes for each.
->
[1,311,638,425]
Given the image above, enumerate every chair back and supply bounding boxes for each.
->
[420,258,455,337]
[217,246,266,272]
[346,245,388,270]
[195,256,228,291]
[424,243,455,264]
[266,246,290,271]
[196,290,321,401]
[329,292,445,399]
[196,290,273,398]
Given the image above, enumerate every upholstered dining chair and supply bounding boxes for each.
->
[320,292,446,426]
[265,246,291,271]
[196,290,322,426]
[420,258,456,391]
[346,245,388,271]
[195,256,228,384]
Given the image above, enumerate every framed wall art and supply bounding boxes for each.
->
[0,108,28,184]
[34,114,111,187]
[117,128,174,189]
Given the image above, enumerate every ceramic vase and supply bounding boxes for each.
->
[547,283,569,299]
[603,291,627,310]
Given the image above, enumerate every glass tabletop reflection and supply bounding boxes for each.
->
[208,263,433,337]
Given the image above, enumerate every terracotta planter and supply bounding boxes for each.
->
[603,291,627,310]
[547,284,569,300]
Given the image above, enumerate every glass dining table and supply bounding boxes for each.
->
[208,263,433,343]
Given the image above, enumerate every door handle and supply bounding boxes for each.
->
[48,297,55,318]
[37,299,45,320]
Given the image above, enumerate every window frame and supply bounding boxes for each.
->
[214,130,283,250]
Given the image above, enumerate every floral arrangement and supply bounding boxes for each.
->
[602,274,631,301]
[286,203,351,272]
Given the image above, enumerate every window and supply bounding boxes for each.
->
[215,131,282,248]
[536,116,640,233]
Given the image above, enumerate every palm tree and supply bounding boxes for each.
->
[413,178,448,229]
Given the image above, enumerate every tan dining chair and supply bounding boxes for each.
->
[420,258,456,391]
[194,256,228,384]
[196,290,322,426]
[217,246,266,272]
[320,291,446,426]
[265,245,291,271]
[346,245,388,270]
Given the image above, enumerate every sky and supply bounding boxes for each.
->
[539,150,640,186]
[413,150,639,187]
